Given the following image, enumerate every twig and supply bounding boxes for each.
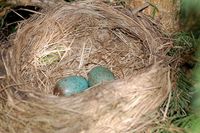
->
[18,8,43,15]
[10,9,25,20]
[131,3,149,15]
[163,70,172,120]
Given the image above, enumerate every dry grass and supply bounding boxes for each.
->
[0,0,173,132]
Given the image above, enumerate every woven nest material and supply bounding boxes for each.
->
[0,1,173,132]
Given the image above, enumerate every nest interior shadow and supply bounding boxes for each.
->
[0,1,173,133]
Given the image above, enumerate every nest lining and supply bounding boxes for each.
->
[6,1,171,94]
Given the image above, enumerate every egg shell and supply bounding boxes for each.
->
[54,75,88,96]
[88,66,115,87]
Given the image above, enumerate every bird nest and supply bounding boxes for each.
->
[0,1,173,132]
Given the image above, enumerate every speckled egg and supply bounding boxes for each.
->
[88,66,115,87]
[54,75,88,96]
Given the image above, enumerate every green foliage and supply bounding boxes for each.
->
[180,0,200,31]
[167,33,200,132]
[150,117,187,133]
[172,114,191,129]
[192,63,200,111]
[179,0,200,121]
[156,30,199,133]
[185,115,200,133]
[168,32,198,56]
[167,70,192,118]
[183,33,200,132]
[152,70,192,132]
[173,114,200,133]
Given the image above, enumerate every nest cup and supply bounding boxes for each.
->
[1,1,173,132]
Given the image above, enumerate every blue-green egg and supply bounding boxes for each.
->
[88,66,115,87]
[54,75,88,96]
